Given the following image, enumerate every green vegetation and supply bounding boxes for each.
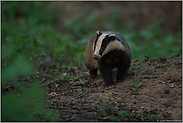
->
[1,1,181,122]
[2,82,59,121]
[132,75,143,88]
[2,2,181,67]
[92,99,115,117]
[91,99,129,121]
[1,2,60,121]
[91,99,158,121]
[144,114,158,122]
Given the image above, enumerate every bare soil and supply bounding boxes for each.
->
[39,55,182,122]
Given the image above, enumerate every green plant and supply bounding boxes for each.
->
[67,63,73,72]
[132,75,143,88]
[144,114,158,121]
[103,116,116,121]
[92,99,131,121]
[103,111,130,121]
[77,80,89,96]
[77,89,83,93]
[63,76,73,83]
[1,55,59,121]
[92,99,115,117]
[92,101,106,117]
[143,56,149,62]
[2,82,59,122]
[79,78,85,85]
[1,2,60,121]
[56,64,65,73]
[118,111,130,118]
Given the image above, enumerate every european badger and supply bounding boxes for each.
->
[85,31,131,86]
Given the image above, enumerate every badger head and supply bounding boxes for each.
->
[93,31,125,60]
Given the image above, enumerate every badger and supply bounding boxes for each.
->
[85,31,132,86]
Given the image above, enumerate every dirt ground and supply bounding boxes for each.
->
[38,54,182,122]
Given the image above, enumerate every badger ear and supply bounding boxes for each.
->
[96,31,102,35]
[108,34,115,41]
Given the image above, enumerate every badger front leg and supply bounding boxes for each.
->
[116,65,126,81]
[98,60,113,86]
[116,57,131,81]
[89,68,97,78]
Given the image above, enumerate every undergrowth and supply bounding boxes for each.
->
[2,2,182,68]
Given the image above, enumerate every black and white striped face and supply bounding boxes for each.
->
[93,31,125,60]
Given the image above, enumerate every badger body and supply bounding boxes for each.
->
[85,31,131,86]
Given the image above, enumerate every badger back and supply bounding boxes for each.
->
[85,34,98,70]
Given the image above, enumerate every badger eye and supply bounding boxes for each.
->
[101,47,105,52]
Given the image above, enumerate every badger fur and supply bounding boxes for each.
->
[85,31,131,86]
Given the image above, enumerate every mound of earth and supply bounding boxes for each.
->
[40,54,182,121]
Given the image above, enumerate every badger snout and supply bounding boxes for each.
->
[93,54,98,60]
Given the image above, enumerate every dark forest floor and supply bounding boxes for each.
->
[39,55,182,121]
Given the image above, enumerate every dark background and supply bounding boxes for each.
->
[56,1,181,36]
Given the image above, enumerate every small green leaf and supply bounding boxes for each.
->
[53,114,59,121]
[56,64,60,69]
[49,69,53,73]
[84,88,89,94]
[83,74,87,77]
[77,89,82,93]
[134,74,137,79]
[144,114,158,121]
[132,77,142,88]
[68,63,73,71]
[99,107,106,117]
[106,102,115,109]
[102,99,112,102]
[118,111,129,117]
[79,78,84,85]
[91,101,102,106]
[103,116,116,120]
